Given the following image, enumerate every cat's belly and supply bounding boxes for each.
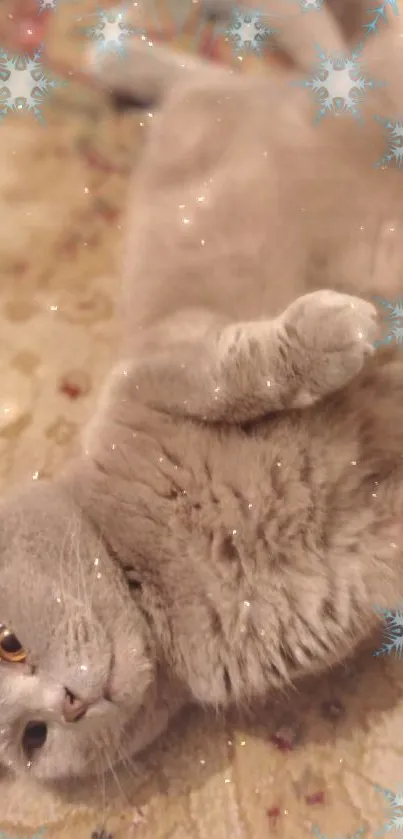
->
[74,351,403,709]
[158,353,403,706]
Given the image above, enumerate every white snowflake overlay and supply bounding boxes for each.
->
[375,117,403,169]
[373,298,403,345]
[375,785,403,835]
[36,0,59,11]
[0,49,63,124]
[226,6,276,54]
[364,0,399,38]
[298,0,324,11]
[83,6,142,56]
[297,45,379,123]
[374,604,403,657]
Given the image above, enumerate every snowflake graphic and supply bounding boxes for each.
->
[312,824,365,839]
[36,0,78,10]
[375,117,403,169]
[226,6,276,54]
[83,5,142,57]
[0,47,64,124]
[375,785,403,835]
[299,0,325,10]
[297,44,379,123]
[373,605,403,658]
[373,298,403,347]
[36,0,59,11]
[364,0,399,39]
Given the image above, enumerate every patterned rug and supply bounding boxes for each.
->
[1,1,403,837]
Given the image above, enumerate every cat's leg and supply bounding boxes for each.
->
[103,290,378,424]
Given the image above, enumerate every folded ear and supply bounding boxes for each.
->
[85,37,227,109]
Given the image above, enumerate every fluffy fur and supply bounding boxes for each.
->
[0,0,402,783]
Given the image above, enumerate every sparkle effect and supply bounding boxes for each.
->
[226,6,276,54]
[0,48,64,124]
[364,0,399,37]
[374,605,403,658]
[375,118,403,169]
[375,785,403,835]
[297,45,379,123]
[83,5,141,56]
[373,297,403,346]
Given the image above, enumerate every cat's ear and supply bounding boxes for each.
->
[85,39,226,110]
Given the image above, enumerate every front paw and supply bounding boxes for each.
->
[283,290,379,402]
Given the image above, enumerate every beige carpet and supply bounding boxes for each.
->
[1,2,403,837]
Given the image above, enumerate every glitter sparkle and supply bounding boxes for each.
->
[297,45,379,123]
[0,48,64,124]
[226,6,276,54]
[374,604,403,657]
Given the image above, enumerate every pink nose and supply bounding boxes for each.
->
[62,689,88,723]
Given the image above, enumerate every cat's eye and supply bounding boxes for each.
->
[0,626,26,663]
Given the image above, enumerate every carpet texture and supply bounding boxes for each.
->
[1,2,403,837]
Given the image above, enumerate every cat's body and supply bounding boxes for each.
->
[104,0,403,335]
[0,0,403,783]
[67,348,403,711]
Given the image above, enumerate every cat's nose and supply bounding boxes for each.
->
[62,688,89,723]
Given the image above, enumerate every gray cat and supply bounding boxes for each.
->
[0,0,402,783]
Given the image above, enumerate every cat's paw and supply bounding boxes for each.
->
[283,290,379,403]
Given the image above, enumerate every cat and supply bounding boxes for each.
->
[0,0,402,785]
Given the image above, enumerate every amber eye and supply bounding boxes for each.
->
[0,626,26,663]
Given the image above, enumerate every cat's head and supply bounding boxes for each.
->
[0,478,157,781]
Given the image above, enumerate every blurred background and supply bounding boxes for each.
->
[0,0,269,493]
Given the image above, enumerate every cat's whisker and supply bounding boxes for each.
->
[56,517,71,607]
[72,512,87,612]
[121,754,143,789]
[98,730,133,807]
[91,738,108,817]
[114,738,142,784]
[87,534,100,615]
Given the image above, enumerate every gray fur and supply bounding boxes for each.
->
[0,0,402,782]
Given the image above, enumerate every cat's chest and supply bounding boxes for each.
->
[142,424,320,703]
[157,424,305,558]
[166,420,314,537]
